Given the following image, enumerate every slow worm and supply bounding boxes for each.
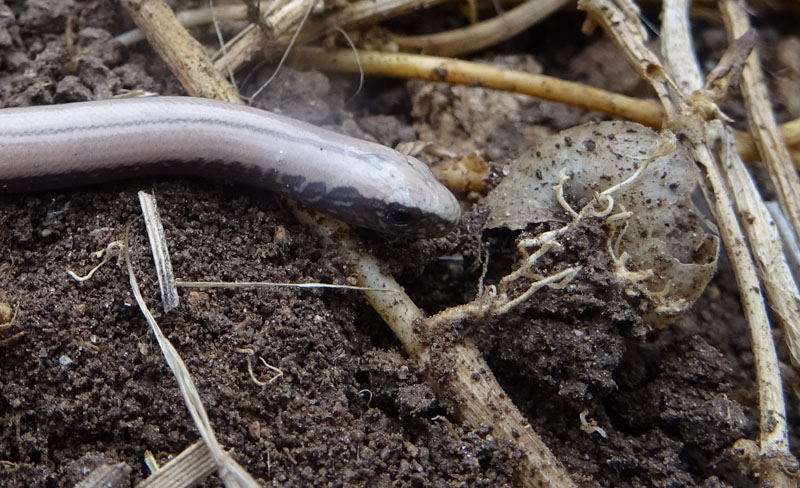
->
[0,97,460,237]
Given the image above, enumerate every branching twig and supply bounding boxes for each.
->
[579,0,798,484]
[288,204,577,488]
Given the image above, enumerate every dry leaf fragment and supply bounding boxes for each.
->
[484,121,719,322]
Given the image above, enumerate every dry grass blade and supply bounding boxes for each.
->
[123,224,260,488]
[139,192,180,313]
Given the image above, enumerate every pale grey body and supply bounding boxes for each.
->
[0,97,460,236]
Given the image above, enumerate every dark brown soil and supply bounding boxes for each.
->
[0,1,798,487]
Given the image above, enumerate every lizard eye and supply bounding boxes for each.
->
[386,208,412,228]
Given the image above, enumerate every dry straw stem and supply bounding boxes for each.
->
[661,0,793,476]
[213,0,315,77]
[289,203,576,488]
[391,0,571,56]
[116,1,272,45]
[212,0,454,74]
[138,440,217,488]
[297,39,796,166]
[719,0,800,454]
[720,3,800,249]
[296,47,665,127]
[119,0,240,102]
[139,191,180,313]
[579,0,798,484]
[737,118,800,163]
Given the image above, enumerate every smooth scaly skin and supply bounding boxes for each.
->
[0,97,460,237]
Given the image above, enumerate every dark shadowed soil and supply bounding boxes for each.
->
[1,1,798,487]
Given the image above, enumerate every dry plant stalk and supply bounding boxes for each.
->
[213,0,314,78]
[391,0,571,56]
[213,0,455,74]
[289,204,577,488]
[295,44,790,167]
[120,0,240,102]
[579,0,799,485]
[116,1,272,45]
[719,2,800,248]
[296,47,666,127]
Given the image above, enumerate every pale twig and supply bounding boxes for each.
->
[391,0,571,56]
[120,0,241,102]
[297,47,665,127]
[720,1,800,250]
[115,1,273,45]
[289,203,576,488]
